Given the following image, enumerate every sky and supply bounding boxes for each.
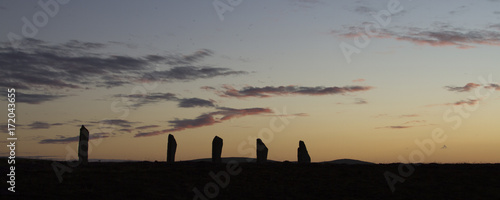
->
[1,0,500,163]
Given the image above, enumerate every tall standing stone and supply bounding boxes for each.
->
[167,134,177,164]
[297,140,311,164]
[256,139,268,163]
[212,136,223,164]
[78,125,89,165]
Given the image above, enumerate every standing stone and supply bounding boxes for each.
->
[297,140,311,164]
[78,125,89,165]
[256,139,268,163]
[167,134,177,164]
[212,136,223,164]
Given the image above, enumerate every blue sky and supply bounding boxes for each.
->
[1,0,500,163]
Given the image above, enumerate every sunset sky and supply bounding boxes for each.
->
[1,0,500,163]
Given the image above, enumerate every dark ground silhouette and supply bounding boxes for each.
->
[1,158,500,199]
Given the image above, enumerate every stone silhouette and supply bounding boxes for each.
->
[166,134,177,164]
[256,138,268,163]
[212,136,223,164]
[297,140,311,164]
[78,125,89,165]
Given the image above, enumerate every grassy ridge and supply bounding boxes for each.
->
[1,158,500,199]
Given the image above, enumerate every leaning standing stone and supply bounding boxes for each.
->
[256,139,268,163]
[167,134,177,164]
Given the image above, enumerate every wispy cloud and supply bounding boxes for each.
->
[402,120,426,124]
[0,39,247,104]
[485,83,500,90]
[178,98,215,108]
[114,93,215,108]
[446,99,480,106]
[334,24,500,49]
[354,98,368,104]
[135,125,160,130]
[427,98,481,107]
[119,128,132,133]
[114,93,178,108]
[39,133,109,144]
[139,66,247,82]
[134,107,273,137]
[15,92,67,104]
[443,82,500,94]
[376,126,413,129]
[372,113,419,118]
[445,83,481,92]
[90,119,138,128]
[267,113,309,118]
[207,85,373,98]
[27,121,63,129]
[352,78,365,83]
[399,114,419,118]
[0,123,21,133]
[376,118,429,129]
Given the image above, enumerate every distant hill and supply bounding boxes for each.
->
[182,157,374,164]
[5,157,373,164]
[89,159,143,163]
[322,158,374,165]
[183,157,280,163]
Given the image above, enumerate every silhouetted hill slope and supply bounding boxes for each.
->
[2,158,500,199]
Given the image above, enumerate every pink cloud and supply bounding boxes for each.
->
[134,107,273,137]
[485,84,500,91]
[446,99,480,106]
[427,98,482,107]
[376,126,413,129]
[445,83,481,92]
[334,24,500,49]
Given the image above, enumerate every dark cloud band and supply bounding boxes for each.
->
[207,85,373,98]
